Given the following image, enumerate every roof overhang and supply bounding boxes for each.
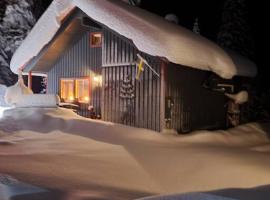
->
[23,9,90,73]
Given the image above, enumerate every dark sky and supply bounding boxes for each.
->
[141,0,262,47]
[140,0,265,88]
[141,0,224,40]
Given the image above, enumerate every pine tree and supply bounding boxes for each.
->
[192,17,200,34]
[40,76,47,94]
[0,0,37,86]
[0,1,7,22]
[217,0,254,58]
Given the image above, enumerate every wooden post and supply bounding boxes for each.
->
[28,71,32,89]
[160,60,167,132]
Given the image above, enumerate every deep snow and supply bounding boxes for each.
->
[0,107,270,200]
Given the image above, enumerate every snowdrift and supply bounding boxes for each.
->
[0,107,270,199]
[14,94,60,108]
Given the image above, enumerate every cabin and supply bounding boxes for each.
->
[10,0,257,133]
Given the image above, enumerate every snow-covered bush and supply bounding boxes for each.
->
[4,77,33,106]
[225,90,248,104]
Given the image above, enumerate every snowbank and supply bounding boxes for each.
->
[15,94,59,108]
[0,107,270,199]
[225,91,249,104]
[10,0,257,79]
[137,193,236,200]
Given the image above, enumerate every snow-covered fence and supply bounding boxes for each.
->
[14,94,60,108]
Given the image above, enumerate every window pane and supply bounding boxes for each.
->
[91,33,102,47]
[76,79,90,103]
[60,79,75,102]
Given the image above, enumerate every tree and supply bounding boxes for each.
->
[192,17,200,34]
[0,0,36,86]
[217,0,254,59]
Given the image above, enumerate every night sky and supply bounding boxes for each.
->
[141,0,265,90]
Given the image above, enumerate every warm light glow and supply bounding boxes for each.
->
[68,96,74,101]
[91,33,102,47]
[93,75,102,86]
[75,78,90,103]
[84,96,89,102]
[60,79,75,102]
[93,76,99,82]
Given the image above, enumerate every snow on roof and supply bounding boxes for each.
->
[10,0,257,79]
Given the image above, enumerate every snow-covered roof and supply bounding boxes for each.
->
[10,0,257,79]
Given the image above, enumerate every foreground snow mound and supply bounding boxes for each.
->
[0,107,270,199]
[137,193,236,200]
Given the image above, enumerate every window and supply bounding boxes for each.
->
[90,32,102,47]
[60,78,90,103]
[76,79,90,103]
[60,79,75,102]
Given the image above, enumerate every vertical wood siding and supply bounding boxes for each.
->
[166,64,227,132]
[102,60,161,131]
[47,29,102,117]
[102,30,137,66]
[102,30,161,131]
[101,29,162,131]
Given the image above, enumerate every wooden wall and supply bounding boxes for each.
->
[166,64,227,133]
[47,29,102,117]
[102,60,162,131]
[102,29,137,66]
[101,29,162,131]
[46,20,226,133]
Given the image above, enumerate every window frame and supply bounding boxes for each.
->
[60,78,75,103]
[90,32,102,48]
[60,77,91,104]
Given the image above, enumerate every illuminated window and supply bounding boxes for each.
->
[76,78,90,103]
[60,78,90,103]
[90,32,102,47]
[60,79,75,102]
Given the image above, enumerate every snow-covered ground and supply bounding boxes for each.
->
[0,107,270,200]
